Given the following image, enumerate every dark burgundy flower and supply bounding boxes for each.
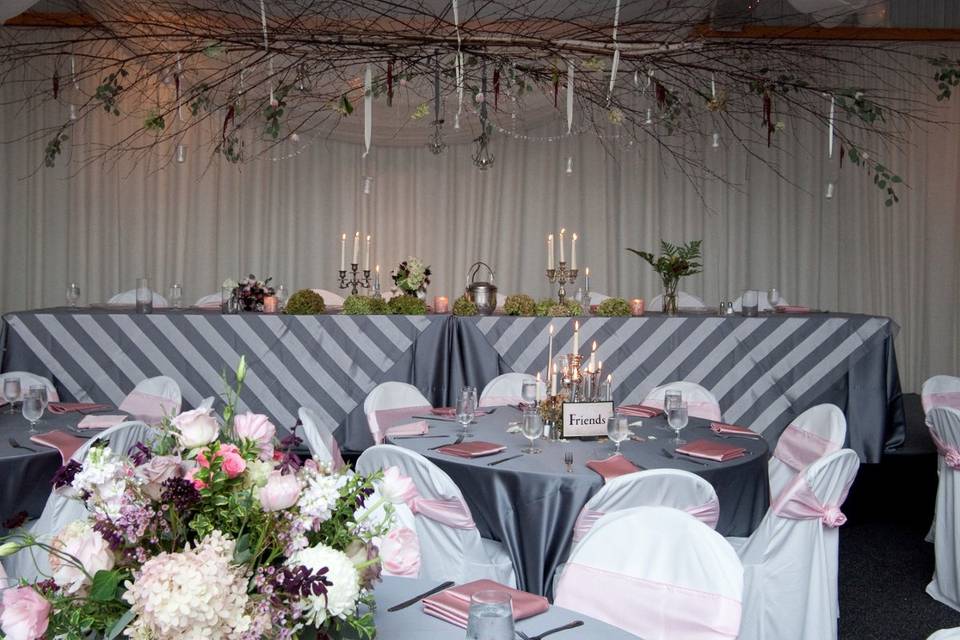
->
[3,510,28,530]
[51,460,83,489]
[129,442,153,466]
[160,477,201,511]
[273,564,331,599]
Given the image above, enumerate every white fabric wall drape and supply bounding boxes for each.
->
[1,44,958,392]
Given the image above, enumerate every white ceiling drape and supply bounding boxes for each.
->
[0,0,37,23]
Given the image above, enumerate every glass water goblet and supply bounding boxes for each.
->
[663,390,682,431]
[768,287,781,311]
[465,590,514,640]
[275,285,288,310]
[456,390,475,437]
[21,389,44,434]
[667,401,689,445]
[4,378,21,414]
[607,414,630,454]
[521,409,543,454]
[66,283,80,307]
[29,385,49,414]
[520,380,537,406]
[169,283,183,309]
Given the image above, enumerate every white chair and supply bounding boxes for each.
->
[732,291,790,312]
[649,290,707,311]
[588,292,611,305]
[195,293,222,307]
[108,289,169,307]
[926,407,960,612]
[363,382,431,444]
[768,404,846,502]
[312,289,345,306]
[929,629,960,639]
[299,407,345,470]
[0,371,59,404]
[643,381,722,421]
[3,421,155,583]
[555,506,743,640]
[478,373,545,407]
[923,375,960,413]
[356,445,517,587]
[196,396,215,411]
[118,376,182,424]
[731,449,860,640]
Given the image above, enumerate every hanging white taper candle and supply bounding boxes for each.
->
[828,94,835,159]
[363,64,372,158]
[567,62,575,134]
[608,0,621,101]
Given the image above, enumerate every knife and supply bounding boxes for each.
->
[387,580,455,612]
[487,454,523,466]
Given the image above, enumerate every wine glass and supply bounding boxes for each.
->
[607,414,630,454]
[169,283,183,309]
[663,389,682,431]
[21,389,44,434]
[29,385,48,424]
[456,389,475,437]
[520,380,537,406]
[768,287,781,311]
[521,408,542,454]
[667,401,689,445]
[66,283,80,307]
[3,377,21,414]
[465,590,514,640]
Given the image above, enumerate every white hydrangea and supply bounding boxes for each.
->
[288,543,361,626]
[71,446,138,518]
[298,468,343,527]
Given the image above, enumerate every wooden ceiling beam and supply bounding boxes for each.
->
[3,11,100,28]
[695,23,960,42]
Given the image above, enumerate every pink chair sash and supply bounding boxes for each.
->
[773,424,840,473]
[402,485,476,530]
[573,500,720,542]
[923,391,960,412]
[118,391,178,423]
[330,438,346,472]
[771,475,852,528]
[556,562,742,639]
[929,429,960,470]
[371,405,432,444]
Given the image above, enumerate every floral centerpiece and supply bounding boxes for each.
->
[627,240,702,315]
[0,357,414,640]
[233,274,276,312]
[391,258,431,299]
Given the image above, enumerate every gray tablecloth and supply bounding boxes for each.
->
[374,576,641,638]
[383,407,769,596]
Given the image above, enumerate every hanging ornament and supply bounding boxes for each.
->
[566,156,574,174]
[608,0,621,103]
[553,68,560,108]
[493,67,500,111]
[825,182,835,199]
[70,54,79,90]
[175,143,187,164]
[52,68,59,99]
[655,81,667,109]
[387,60,394,107]
[69,104,77,121]
[455,52,464,129]
[827,94,835,159]
[363,64,372,158]
[472,62,494,170]
[428,53,447,154]
[711,132,721,149]
[363,176,373,195]
[566,62,574,134]
[644,108,653,125]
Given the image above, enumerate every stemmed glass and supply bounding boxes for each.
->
[275,285,288,310]
[456,389,476,437]
[169,283,183,309]
[663,389,682,432]
[29,385,49,425]
[21,388,44,434]
[3,377,21,414]
[66,283,80,307]
[521,408,543,454]
[465,590,515,640]
[521,380,537,406]
[667,401,689,445]
[768,287,781,311]
[607,414,630,454]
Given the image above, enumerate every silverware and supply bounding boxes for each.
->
[487,453,523,466]
[386,580,455,612]
[411,416,477,425]
[428,434,464,450]
[564,451,574,473]
[391,434,451,439]
[8,437,38,453]
[516,620,585,640]
[661,447,707,466]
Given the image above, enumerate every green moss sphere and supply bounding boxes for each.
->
[595,297,631,317]
[503,294,537,316]
[452,295,479,316]
[342,294,389,315]
[283,289,326,315]
[387,295,429,316]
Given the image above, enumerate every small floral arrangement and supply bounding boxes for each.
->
[538,395,563,427]
[387,295,428,316]
[391,258,431,296]
[233,274,276,312]
[0,357,415,640]
[627,240,702,314]
[535,298,582,317]
[284,289,326,315]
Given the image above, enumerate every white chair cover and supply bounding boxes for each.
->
[643,381,722,422]
[196,396,215,411]
[588,292,610,305]
[478,373,545,407]
[299,407,345,471]
[118,376,182,424]
[356,445,517,587]
[649,290,707,310]
[732,291,790,312]
[0,371,59,404]
[927,407,960,612]
[363,382,431,444]
[108,289,169,307]
[555,506,743,640]
[732,449,860,640]
[195,292,222,307]
[312,288,345,306]
[4,421,155,583]
[929,629,960,640]
[923,376,960,413]
[768,404,847,502]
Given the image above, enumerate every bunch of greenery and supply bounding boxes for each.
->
[387,295,428,316]
[535,299,582,317]
[626,240,703,283]
[503,294,536,316]
[595,297,632,317]
[342,294,389,315]
[283,289,326,315]
[452,296,479,316]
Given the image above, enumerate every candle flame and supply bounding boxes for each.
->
[574,320,579,330]
[341,233,346,240]
[355,231,360,237]
[549,324,554,335]
[548,233,553,240]
[572,233,578,240]
[366,234,371,241]
[591,340,597,351]
[585,267,590,276]
[607,374,612,382]
[375,264,380,273]
[560,228,566,235]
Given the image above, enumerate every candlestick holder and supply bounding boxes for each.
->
[546,261,579,304]
[339,263,371,296]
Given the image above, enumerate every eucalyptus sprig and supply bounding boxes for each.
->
[847,146,903,207]
[94,68,128,116]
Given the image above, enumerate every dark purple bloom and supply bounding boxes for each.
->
[3,510,28,530]
[51,460,83,489]
[272,565,331,599]
[355,486,375,509]
[92,518,125,551]
[129,442,153,466]
[160,477,201,511]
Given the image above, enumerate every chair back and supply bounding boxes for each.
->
[312,289,345,306]
[108,289,169,307]
[588,292,611,305]
[923,376,960,413]
[299,407,345,471]
[929,629,960,640]
[768,404,846,500]
[644,381,722,421]
[479,373,545,407]
[649,290,707,310]
[573,469,720,543]
[926,407,960,610]
[195,293,221,307]
[555,506,743,640]
[0,371,59,403]
[363,382,431,443]
[732,291,789,312]
[118,376,182,424]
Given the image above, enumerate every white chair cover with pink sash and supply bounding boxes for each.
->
[922,376,960,413]
[298,407,346,471]
[768,403,846,502]
[479,373,545,408]
[3,421,155,584]
[730,448,860,640]
[926,407,960,612]
[363,382,431,444]
[555,506,743,640]
[643,381,723,422]
[356,445,516,587]
[118,376,181,425]
[0,371,60,405]
[311,288,345,306]
[194,293,222,308]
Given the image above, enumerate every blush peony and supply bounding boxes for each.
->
[0,587,50,640]
[258,471,301,512]
[233,412,276,460]
[171,407,219,449]
[48,520,116,595]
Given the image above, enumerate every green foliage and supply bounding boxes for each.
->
[834,89,884,125]
[595,297,632,317]
[342,294,390,315]
[627,240,703,281]
[283,289,326,315]
[216,134,243,163]
[144,110,165,133]
[188,83,214,116]
[503,293,536,316]
[930,56,960,101]
[263,85,291,139]
[44,131,68,168]
[452,295,478,316]
[89,570,121,602]
[535,298,581,317]
[335,93,354,116]
[748,73,809,96]
[387,295,428,316]
[847,146,902,207]
[94,68,128,116]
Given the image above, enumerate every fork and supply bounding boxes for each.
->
[564,451,574,473]
[516,620,584,640]
[8,437,38,453]
[428,434,464,451]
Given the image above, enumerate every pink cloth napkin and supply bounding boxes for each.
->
[586,453,641,481]
[77,414,127,430]
[387,420,429,437]
[616,404,664,418]
[47,402,113,415]
[431,407,493,417]
[29,430,87,463]
[422,579,549,628]
[436,441,507,458]
[710,421,762,439]
[775,305,811,313]
[676,439,747,462]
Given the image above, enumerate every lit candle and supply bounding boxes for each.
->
[340,234,346,271]
[598,360,603,373]
[434,296,449,313]
[584,267,591,293]
[546,324,554,379]
[375,264,381,288]
[630,298,645,316]
[547,234,554,270]
[559,228,566,263]
[353,232,360,265]
[365,235,371,270]
[589,340,597,370]
[551,362,558,395]
[573,319,580,354]
[607,373,613,396]
[571,233,578,269]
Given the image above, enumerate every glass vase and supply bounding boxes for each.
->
[662,278,679,315]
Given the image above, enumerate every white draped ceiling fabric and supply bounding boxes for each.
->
[0,37,958,392]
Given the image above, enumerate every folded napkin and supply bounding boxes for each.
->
[709,421,762,439]
[48,402,113,415]
[431,407,493,418]
[676,439,746,462]
[775,305,811,313]
[586,453,642,481]
[616,404,664,418]
[422,579,549,628]
[29,430,87,463]
[77,414,127,430]
[436,441,506,458]
[387,420,429,438]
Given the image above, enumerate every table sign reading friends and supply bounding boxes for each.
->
[561,401,614,438]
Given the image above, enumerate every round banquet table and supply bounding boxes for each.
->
[383,406,770,596]
[373,576,641,638]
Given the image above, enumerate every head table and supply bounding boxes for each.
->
[382,406,769,596]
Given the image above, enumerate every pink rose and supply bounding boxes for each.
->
[234,412,276,460]
[185,466,207,490]
[48,521,115,595]
[379,527,421,577]
[220,450,247,478]
[258,471,301,512]
[0,587,50,640]
[135,455,183,500]
[379,467,418,505]
[172,408,219,449]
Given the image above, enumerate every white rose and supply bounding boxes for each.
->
[49,521,115,595]
[172,408,220,449]
[135,455,183,500]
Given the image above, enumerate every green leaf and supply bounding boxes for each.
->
[90,569,121,602]
[107,608,136,640]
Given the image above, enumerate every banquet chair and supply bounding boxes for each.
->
[732,291,790,312]
[363,382,431,444]
[3,420,155,584]
[929,629,960,639]
[0,371,59,404]
[312,288,345,306]
[768,404,846,502]
[356,445,517,587]
[118,376,182,424]
[588,292,610,305]
[299,407,345,471]
[108,289,169,307]
[554,506,743,640]
[648,290,707,310]
[643,381,723,421]
[926,407,960,612]
[923,375,960,413]
[195,292,222,307]
[730,449,860,640]
[478,373,545,407]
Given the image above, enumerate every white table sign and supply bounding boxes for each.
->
[561,401,614,438]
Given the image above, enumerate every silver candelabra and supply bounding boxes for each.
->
[339,264,371,296]
[546,261,579,304]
